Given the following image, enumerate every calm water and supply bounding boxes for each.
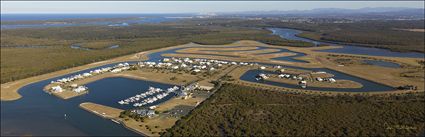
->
[1,14,190,30]
[1,61,174,136]
[70,44,120,50]
[363,60,401,68]
[1,27,414,136]
[268,28,425,58]
[199,46,309,63]
[240,68,394,92]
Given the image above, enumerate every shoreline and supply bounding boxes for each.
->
[264,27,425,54]
[43,70,200,100]
[79,102,149,136]
[2,40,423,101]
[295,32,425,54]
[0,43,191,101]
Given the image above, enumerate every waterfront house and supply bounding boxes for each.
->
[193,69,201,72]
[134,109,156,117]
[82,73,92,77]
[299,80,307,88]
[51,85,63,93]
[73,86,87,93]
[182,82,200,92]
[70,84,78,88]
[278,74,285,78]
[278,69,285,73]
[255,73,269,80]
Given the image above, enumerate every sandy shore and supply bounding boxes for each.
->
[266,77,363,89]
[79,96,200,136]
[79,102,123,119]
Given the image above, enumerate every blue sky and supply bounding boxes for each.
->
[1,1,424,14]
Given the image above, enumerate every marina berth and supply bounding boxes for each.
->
[118,86,180,107]
[255,73,269,81]
[6,39,420,136]
[45,62,141,98]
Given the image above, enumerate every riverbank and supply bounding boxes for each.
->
[0,43,190,101]
[296,31,425,53]
[3,40,423,101]
[78,92,209,136]
[78,102,150,136]
[42,70,200,100]
[79,102,123,119]
[266,77,363,89]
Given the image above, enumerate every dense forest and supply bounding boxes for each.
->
[163,83,425,136]
[198,18,425,52]
[273,20,425,52]
[2,18,423,83]
[1,22,311,83]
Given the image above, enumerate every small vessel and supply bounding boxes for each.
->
[118,100,125,104]
[111,119,120,124]
[255,73,268,81]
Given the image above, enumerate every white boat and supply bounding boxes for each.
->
[118,100,125,104]
[111,119,120,124]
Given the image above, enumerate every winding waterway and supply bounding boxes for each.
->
[268,28,425,58]
[70,44,120,50]
[1,28,419,136]
[1,14,187,30]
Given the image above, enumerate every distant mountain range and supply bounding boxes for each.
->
[218,7,424,19]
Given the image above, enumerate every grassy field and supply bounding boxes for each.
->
[1,22,310,84]
[163,83,425,136]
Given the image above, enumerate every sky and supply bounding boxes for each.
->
[1,1,424,14]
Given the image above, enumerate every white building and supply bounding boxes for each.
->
[51,85,63,93]
[73,86,87,93]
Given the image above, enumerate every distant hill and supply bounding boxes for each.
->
[219,7,425,19]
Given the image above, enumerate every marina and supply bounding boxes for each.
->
[1,30,423,136]
[2,2,424,136]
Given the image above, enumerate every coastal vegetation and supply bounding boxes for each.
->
[199,18,425,52]
[272,20,425,53]
[1,22,310,84]
[163,83,425,136]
